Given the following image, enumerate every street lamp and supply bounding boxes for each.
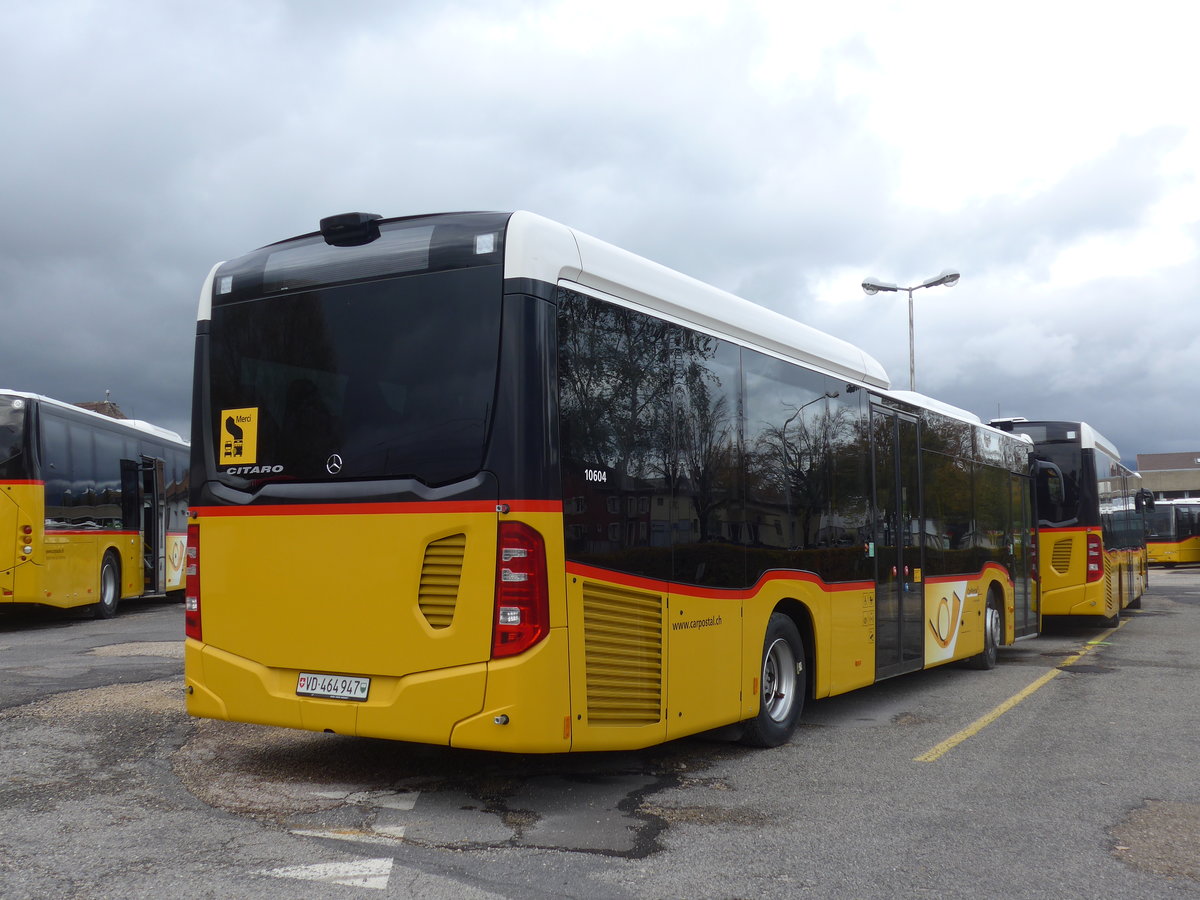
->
[862,270,960,392]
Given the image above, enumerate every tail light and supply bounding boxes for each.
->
[492,521,549,658]
[185,523,202,641]
[1086,532,1103,583]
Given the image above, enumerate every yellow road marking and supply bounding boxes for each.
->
[914,618,1127,763]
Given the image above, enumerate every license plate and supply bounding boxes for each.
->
[296,672,370,701]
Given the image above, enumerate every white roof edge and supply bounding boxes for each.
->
[0,389,187,445]
[197,261,222,322]
[1079,422,1123,461]
[887,390,1032,442]
[502,211,583,285]
[1002,417,1122,460]
[504,212,890,390]
[886,390,983,425]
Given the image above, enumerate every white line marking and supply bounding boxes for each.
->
[259,858,393,890]
[311,789,420,810]
[373,792,419,810]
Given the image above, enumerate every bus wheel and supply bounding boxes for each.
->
[741,613,805,748]
[94,552,120,619]
[967,587,1001,670]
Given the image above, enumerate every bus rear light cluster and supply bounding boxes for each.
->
[1085,532,1103,583]
[492,521,549,658]
[185,524,202,641]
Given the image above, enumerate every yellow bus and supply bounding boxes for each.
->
[185,211,1037,752]
[991,418,1150,624]
[1,390,189,618]
[1146,500,1200,566]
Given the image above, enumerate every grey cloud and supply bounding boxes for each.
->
[0,2,1196,465]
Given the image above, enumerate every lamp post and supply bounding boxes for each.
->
[861,270,960,392]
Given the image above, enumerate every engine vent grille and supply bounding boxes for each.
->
[1050,538,1073,575]
[418,533,466,629]
[582,581,664,726]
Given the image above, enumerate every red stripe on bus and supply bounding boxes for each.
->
[925,561,1014,585]
[0,479,44,486]
[46,530,140,537]
[191,499,562,517]
[566,561,872,599]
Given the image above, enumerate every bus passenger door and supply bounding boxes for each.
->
[872,407,924,679]
[1010,474,1037,637]
[141,456,166,595]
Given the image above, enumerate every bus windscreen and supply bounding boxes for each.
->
[207,266,503,488]
[0,395,28,479]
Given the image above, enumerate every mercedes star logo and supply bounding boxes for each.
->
[325,453,344,475]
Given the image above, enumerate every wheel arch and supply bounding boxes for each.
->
[98,540,131,599]
[770,597,815,702]
[94,547,123,619]
[982,571,1011,645]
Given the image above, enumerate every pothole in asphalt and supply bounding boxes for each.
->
[172,719,754,858]
[1112,799,1200,881]
[891,711,933,726]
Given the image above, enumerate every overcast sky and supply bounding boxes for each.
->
[2,0,1196,466]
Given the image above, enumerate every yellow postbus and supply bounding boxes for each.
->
[1146,500,1200,566]
[0,390,189,617]
[185,211,1038,752]
[991,418,1150,624]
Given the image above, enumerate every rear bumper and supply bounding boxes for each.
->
[1040,582,1108,618]
[185,639,488,745]
[184,627,574,752]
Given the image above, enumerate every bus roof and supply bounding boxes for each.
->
[991,418,1120,461]
[202,211,893,390]
[502,212,891,390]
[0,389,187,446]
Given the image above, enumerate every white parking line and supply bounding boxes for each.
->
[312,789,420,810]
[259,858,393,890]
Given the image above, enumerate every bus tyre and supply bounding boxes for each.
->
[967,588,1001,670]
[741,613,805,748]
[94,552,120,619]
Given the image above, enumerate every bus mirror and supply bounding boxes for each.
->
[1135,489,1155,512]
[1032,458,1066,510]
[1032,458,1070,513]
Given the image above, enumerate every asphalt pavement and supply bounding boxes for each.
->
[2,572,1199,898]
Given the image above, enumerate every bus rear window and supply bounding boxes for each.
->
[207,266,502,487]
